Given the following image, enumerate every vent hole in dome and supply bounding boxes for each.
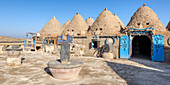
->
[137,23,140,26]
[99,28,102,30]
[146,23,150,25]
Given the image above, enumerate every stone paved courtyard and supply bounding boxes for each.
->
[0,52,170,85]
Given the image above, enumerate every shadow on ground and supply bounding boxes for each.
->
[44,67,53,77]
[105,60,170,85]
[21,58,25,64]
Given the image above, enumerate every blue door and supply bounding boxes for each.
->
[152,34,164,62]
[33,39,36,51]
[120,35,130,59]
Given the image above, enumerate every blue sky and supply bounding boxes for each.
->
[0,0,169,38]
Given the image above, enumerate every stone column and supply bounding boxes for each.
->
[60,44,70,64]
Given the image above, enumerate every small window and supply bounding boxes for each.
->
[72,30,74,32]
[93,41,98,48]
[96,28,98,31]
[146,23,149,25]
[52,40,54,44]
[99,28,102,30]
[91,41,100,49]
[137,23,140,26]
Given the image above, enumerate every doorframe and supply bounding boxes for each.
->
[130,35,152,60]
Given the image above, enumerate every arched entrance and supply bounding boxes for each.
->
[132,36,151,59]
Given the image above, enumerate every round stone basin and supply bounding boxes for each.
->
[48,60,83,80]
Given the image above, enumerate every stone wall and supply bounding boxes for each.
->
[164,35,170,63]
[72,36,120,58]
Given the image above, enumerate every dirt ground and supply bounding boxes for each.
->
[0,52,170,85]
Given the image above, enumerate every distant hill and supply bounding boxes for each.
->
[0,36,24,41]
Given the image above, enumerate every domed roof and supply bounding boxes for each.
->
[39,16,63,35]
[127,4,165,31]
[62,12,88,35]
[63,19,70,28]
[166,21,170,31]
[89,7,122,35]
[113,13,125,28]
[86,16,94,26]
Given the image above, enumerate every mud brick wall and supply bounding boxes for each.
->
[164,35,170,63]
[72,36,120,58]
[72,36,94,56]
[112,38,119,59]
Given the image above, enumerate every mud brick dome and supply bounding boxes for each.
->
[89,7,125,35]
[39,16,63,35]
[86,16,95,26]
[62,12,88,36]
[63,19,70,28]
[166,21,170,31]
[127,4,166,31]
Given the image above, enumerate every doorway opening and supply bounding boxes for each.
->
[92,41,100,49]
[36,46,41,51]
[132,36,151,59]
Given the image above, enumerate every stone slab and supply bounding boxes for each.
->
[6,57,21,66]
[48,60,83,69]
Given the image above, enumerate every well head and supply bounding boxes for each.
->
[47,60,83,80]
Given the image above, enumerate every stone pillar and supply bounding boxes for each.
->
[60,44,70,64]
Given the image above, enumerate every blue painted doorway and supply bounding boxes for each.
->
[120,35,130,59]
[152,34,164,62]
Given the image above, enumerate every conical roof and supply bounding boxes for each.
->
[89,7,121,35]
[127,4,165,31]
[63,19,70,28]
[113,13,125,28]
[39,16,63,35]
[62,12,88,35]
[86,16,94,26]
[166,21,170,31]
